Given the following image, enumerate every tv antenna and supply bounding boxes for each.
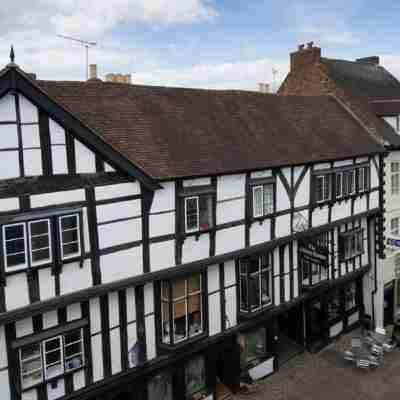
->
[57,34,97,79]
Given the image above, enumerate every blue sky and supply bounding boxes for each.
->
[1,0,400,90]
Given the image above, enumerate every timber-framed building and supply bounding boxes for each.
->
[0,55,385,400]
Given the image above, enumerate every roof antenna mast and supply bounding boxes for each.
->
[57,35,97,80]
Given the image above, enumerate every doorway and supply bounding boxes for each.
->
[305,299,327,352]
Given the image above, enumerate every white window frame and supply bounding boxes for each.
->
[316,174,330,203]
[28,219,52,267]
[43,335,63,380]
[184,196,200,233]
[19,343,43,389]
[63,329,85,372]
[252,185,264,218]
[59,214,82,260]
[348,170,356,195]
[3,222,28,272]
[335,172,343,198]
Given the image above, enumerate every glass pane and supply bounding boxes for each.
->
[161,281,170,300]
[323,175,330,200]
[172,279,186,299]
[21,358,42,375]
[21,343,41,361]
[185,356,206,396]
[248,258,260,275]
[199,195,212,230]
[45,351,62,365]
[65,354,83,371]
[336,173,342,197]
[30,221,49,236]
[248,274,260,310]
[263,185,274,214]
[65,342,82,358]
[188,274,201,294]
[316,176,324,201]
[62,229,78,244]
[173,300,187,342]
[261,271,271,305]
[188,295,202,337]
[185,198,199,231]
[6,239,25,254]
[46,363,63,379]
[21,368,42,389]
[32,249,50,263]
[31,235,49,250]
[148,373,173,400]
[63,243,79,256]
[253,186,263,216]
[7,253,26,267]
[5,224,24,240]
[345,283,357,310]
[242,328,266,366]
[64,330,81,345]
[328,293,341,320]
[240,276,248,311]
[162,301,170,343]
[61,216,78,230]
[45,337,61,352]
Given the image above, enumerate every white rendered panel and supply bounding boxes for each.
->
[126,288,136,323]
[275,214,291,238]
[276,175,290,212]
[23,149,43,176]
[19,95,38,123]
[334,159,353,167]
[15,318,33,338]
[82,208,90,253]
[59,260,92,295]
[354,197,367,215]
[127,323,137,368]
[145,315,156,360]
[151,181,175,213]
[208,293,221,335]
[0,151,19,179]
[95,182,140,201]
[51,146,68,174]
[250,170,272,179]
[294,169,310,208]
[208,264,220,293]
[216,198,245,225]
[348,311,360,326]
[215,226,245,255]
[274,276,280,306]
[285,275,290,302]
[73,369,85,391]
[0,370,10,399]
[182,234,210,263]
[0,124,18,148]
[0,197,19,212]
[183,177,211,187]
[100,247,143,283]
[91,334,104,382]
[0,94,16,121]
[314,162,330,170]
[370,191,379,209]
[21,124,40,148]
[225,286,237,328]
[149,212,175,237]
[149,240,175,271]
[38,268,55,300]
[96,199,141,223]
[5,273,29,310]
[90,297,101,334]
[330,321,343,338]
[293,269,299,298]
[109,292,120,328]
[47,378,65,400]
[67,303,82,321]
[98,218,142,249]
[371,160,379,188]
[31,189,85,208]
[331,201,351,222]
[250,219,271,246]
[312,206,329,227]
[104,163,115,172]
[0,326,8,369]
[224,260,236,286]
[144,283,154,314]
[43,311,58,330]
[75,140,96,174]
[217,174,246,200]
[110,328,122,375]
[49,119,66,145]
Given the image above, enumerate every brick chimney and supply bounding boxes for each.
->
[356,56,380,65]
[290,42,321,72]
[105,73,132,84]
[89,64,98,80]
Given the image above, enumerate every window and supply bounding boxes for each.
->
[184,195,212,233]
[340,230,363,261]
[252,184,274,218]
[391,218,400,236]
[301,256,328,286]
[2,213,82,272]
[327,291,341,321]
[345,283,357,311]
[161,274,203,345]
[358,168,365,192]
[148,372,173,400]
[335,172,343,198]
[392,162,400,195]
[185,356,207,400]
[344,170,355,195]
[29,220,52,266]
[238,328,267,370]
[3,223,27,271]
[315,174,331,203]
[19,329,84,389]
[239,254,272,313]
[59,214,81,260]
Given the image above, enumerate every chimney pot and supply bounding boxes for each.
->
[89,64,98,80]
[298,44,305,51]
[290,42,321,72]
[307,41,314,49]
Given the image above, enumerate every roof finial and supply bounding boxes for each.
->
[10,45,15,64]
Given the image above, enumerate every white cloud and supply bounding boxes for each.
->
[381,55,400,80]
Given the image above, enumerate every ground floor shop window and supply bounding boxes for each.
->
[327,291,341,321]
[185,356,207,400]
[345,282,357,311]
[238,327,267,370]
[148,372,173,400]
[301,256,328,286]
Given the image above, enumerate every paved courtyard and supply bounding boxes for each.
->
[235,332,400,400]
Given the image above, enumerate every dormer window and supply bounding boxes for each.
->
[3,223,28,271]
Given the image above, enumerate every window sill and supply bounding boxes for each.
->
[238,304,274,321]
[158,332,207,352]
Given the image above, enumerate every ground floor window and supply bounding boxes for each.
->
[185,356,207,399]
[345,282,357,311]
[19,329,84,389]
[238,327,267,370]
[148,372,173,400]
[327,291,341,321]
[300,255,328,286]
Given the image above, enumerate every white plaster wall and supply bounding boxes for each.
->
[216,198,245,225]
[149,240,175,271]
[98,218,142,249]
[183,177,211,187]
[108,292,120,328]
[21,124,40,148]
[149,212,175,237]
[67,303,81,321]
[91,334,104,382]
[23,149,43,176]
[104,163,115,172]
[216,226,245,255]
[15,318,33,338]
[59,261,93,295]
[49,119,65,144]
[224,260,236,286]
[334,160,353,167]
[276,175,290,212]
[225,286,237,328]
[95,182,140,201]
[51,146,68,174]
[294,169,310,208]
[126,287,136,323]
[100,246,143,283]
[371,157,380,189]
[0,124,18,148]
[331,201,351,222]
[312,206,329,227]
[217,174,246,200]
[96,200,141,223]
[249,220,271,246]
[5,273,30,310]
[144,283,154,315]
[145,316,156,360]
[30,189,85,208]
[0,151,19,179]
[0,94,16,121]
[274,276,280,307]
[151,181,174,213]
[19,95,38,123]
[182,234,210,263]
[314,162,330,170]
[370,191,379,209]
[110,328,122,375]
[0,326,8,369]
[127,323,137,367]
[0,197,19,212]
[73,370,85,391]
[0,370,10,400]
[207,264,220,293]
[208,293,221,335]
[43,311,58,330]
[354,196,367,215]
[75,140,96,174]
[250,170,272,179]
[89,297,101,334]
[38,268,56,300]
[275,214,291,238]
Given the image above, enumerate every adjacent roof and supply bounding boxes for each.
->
[35,80,383,180]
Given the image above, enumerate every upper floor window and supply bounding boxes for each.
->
[339,230,363,261]
[184,195,213,233]
[333,166,370,201]
[315,174,331,203]
[239,254,272,313]
[252,184,274,218]
[19,329,84,390]
[161,274,204,345]
[392,162,400,195]
[2,212,82,273]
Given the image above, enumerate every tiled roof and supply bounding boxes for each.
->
[36,80,383,179]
